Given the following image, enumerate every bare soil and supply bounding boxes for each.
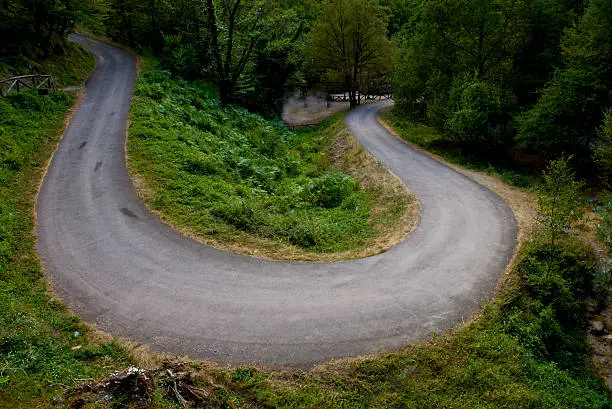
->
[282,93,351,126]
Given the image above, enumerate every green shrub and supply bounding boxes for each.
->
[306,172,360,208]
[444,76,515,148]
[502,238,596,367]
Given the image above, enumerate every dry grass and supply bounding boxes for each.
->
[328,127,420,256]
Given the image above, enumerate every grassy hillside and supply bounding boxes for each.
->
[128,70,416,260]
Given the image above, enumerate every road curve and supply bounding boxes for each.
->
[37,35,517,366]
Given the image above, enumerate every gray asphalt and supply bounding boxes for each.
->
[36,35,517,367]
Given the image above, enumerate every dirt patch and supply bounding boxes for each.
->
[282,93,351,126]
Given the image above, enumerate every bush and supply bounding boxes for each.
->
[211,197,263,231]
[159,34,200,80]
[444,76,515,148]
[502,237,597,366]
[306,172,360,208]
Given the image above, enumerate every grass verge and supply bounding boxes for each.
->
[0,45,133,408]
[379,107,540,189]
[127,70,417,261]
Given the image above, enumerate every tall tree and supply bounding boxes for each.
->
[308,0,393,109]
[205,0,270,105]
[517,0,612,170]
[393,0,529,128]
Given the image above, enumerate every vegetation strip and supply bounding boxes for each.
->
[127,70,418,261]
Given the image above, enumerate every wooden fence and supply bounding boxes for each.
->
[327,91,393,103]
[0,74,55,97]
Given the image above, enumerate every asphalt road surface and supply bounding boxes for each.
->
[37,35,517,366]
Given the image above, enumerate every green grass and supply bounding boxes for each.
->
[0,45,131,408]
[128,70,406,257]
[380,109,539,189]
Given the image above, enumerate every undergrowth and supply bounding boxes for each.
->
[0,42,94,89]
[128,70,406,257]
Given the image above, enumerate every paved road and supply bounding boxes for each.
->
[37,36,517,366]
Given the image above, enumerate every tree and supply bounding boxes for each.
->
[392,0,529,130]
[536,156,583,274]
[517,0,612,170]
[205,0,270,105]
[308,0,393,109]
[444,74,515,148]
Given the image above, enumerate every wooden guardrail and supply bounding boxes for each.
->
[327,92,393,102]
[0,74,55,97]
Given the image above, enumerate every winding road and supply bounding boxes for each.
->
[37,35,517,366]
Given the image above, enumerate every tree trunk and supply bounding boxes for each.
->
[205,0,226,104]
[220,79,232,106]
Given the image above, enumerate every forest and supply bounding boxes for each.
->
[2,0,611,188]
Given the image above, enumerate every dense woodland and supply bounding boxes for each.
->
[2,0,611,186]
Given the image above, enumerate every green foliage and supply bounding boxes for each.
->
[503,237,596,365]
[393,0,530,125]
[159,33,199,80]
[536,156,583,248]
[391,0,612,180]
[308,0,394,108]
[130,71,375,253]
[517,0,612,171]
[444,75,515,148]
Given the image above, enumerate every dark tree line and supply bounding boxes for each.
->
[1,0,106,59]
[2,0,611,186]
[393,0,612,186]
[101,0,308,114]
